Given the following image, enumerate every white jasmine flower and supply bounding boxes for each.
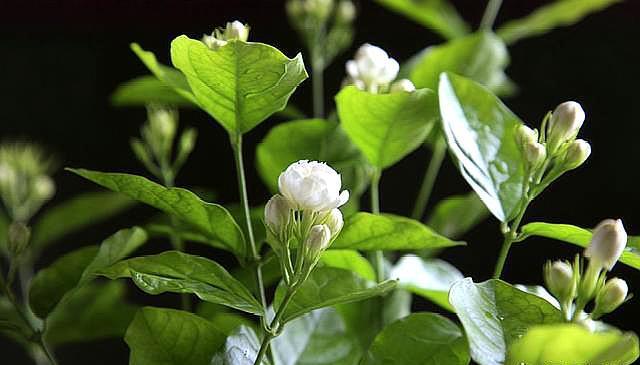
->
[265,194,292,234]
[278,160,349,212]
[523,141,546,169]
[345,43,399,93]
[594,277,628,315]
[390,78,416,93]
[585,219,627,271]
[563,139,591,170]
[306,224,332,254]
[323,208,344,238]
[547,101,585,153]
[202,20,250,50]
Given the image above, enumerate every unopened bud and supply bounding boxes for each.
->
[323,208,344,238]
[202,35,227,50]
[336,0,356,23]
[0,163,16,187]
[286,0,305,18]
[544,260,576,303]
[516,125,538,146]
[306,224,332,256]
[305,0,334,20]
[547,101,585,153]
[563,139,591,170]
[585,219,627,271]
[225,21,250,42]
[594,277,628,315]
[523,141,546,169]
[33,176,55,200]
[265,194,292,234]
[7,222,30,257]
[390,79,416,93]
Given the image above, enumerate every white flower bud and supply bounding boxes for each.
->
[563,139,591,170]
[546,101,585,153]
[336,0,356,23]
[523,141,546,169]
[149,108,177,141]
[346,43,399,93]
[202,35,228,50]
[278,160,349,212]
[225,20,250,42]
[33,175,55,200]
[0,163,16,187]
[516,125,538,146]
[544,260,576,303]
[390,79,416,93]
[306,224,332,255]
[323,208,344,238]
[585,219,627,271]
[304,0,334,20]
[265,194,292,234]
[594,277,628,315]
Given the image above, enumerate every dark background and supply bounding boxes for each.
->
[1,0,639,363]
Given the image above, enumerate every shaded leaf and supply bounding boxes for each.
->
[111,75,197,107]
[0,211,8,253]
[375,0,468,40]
[427,192,489,239]
[219,325,264,365]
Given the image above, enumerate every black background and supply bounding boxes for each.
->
[1,0,639,363]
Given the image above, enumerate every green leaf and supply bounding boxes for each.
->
[332,212,463,251]
[111,75,197,107]
[0,211,8,254]
[31,191,136,252]
[98,251,263,315]
[439,72,527,222]
[68,169,247,260]
[375,0,468,40]
[411,32,508,92]
[390,256,463,312]
[0,296,31,346]
[272,307,362,365]
[320,249,376,281]
[196,302,256,336]
[497,0,622,45]
[170,36,308,134]
[336,87,439,169]
[449,278,563,365]
[520,222,640,270]
[274,267,396,323]
[507,324,639,365]
[364,312,470,365]
[126,306,225,365]
[45,281,137,346]
[427,192,489,239]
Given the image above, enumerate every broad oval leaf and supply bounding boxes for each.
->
[336,86,439,169]
[170,36,308,134]
[390,256,463,311]
[375,0,469,40]
[98,251,263,315]
[111,75,197,107]
[439,72,527,222]
[320,249,376,281]
[274,267,396,323]
[68,169,247,260]
[520,222,640,270]
[364,312,470,365]
[427,192,489,239]
[449,278,563,365]
[126,306,225,365]
[507,324,639,365]
[332,212,463,251]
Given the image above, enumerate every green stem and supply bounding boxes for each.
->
[493,199,530,279]
[411,140,446,220]
[232,134,268,312]
[370,170,385,282]
[479,0,503,30]
[312,57,324,119]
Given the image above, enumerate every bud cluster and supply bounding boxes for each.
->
[542,218,630,325]
[202,20,250,50]
[344,43,415,94]
[265,160,348,286]
[131,105,197,185]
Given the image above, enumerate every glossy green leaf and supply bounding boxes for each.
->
[320,249,376,281]
[498,0,622,45]
[411,32,508,92]
[170,36,308,134]
[375,0,468,40]
[274,267,396,323]
[111,75,196,107]
[98,251,262,315]
[427,192,489,239]
[126,307,225,365]
[336,87,439,169]
[449,278,563,365]
[507,324,639,365]
[520,222,640,270]
[68,169,247,259]
[31,191,136,252]
[364,312,470,365]
[439,72,527,222]
[45,281,137,346]
[272,307,362,365]
[390,256,463,311]
[332,212,463,251]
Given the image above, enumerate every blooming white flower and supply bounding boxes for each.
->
[390,78,416,93]
[345,43,400,93]
[202,20,250,50]
[278,160,349,212]
[595,277,628,315]
[547,101,585,153]
[585,219,627,271]
[265,194,292,234]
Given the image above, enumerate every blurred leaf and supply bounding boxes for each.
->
[98,251,263,315]
[196,302,256,336]
[216,325,265,365]
[320,249,376,281]
[68,169,247,260]
[0,211,8,254]
[274,267,396,323]
[364,312,470,365]
[0,297,31,346]
[498,0,622,45]
[449,278,563,365]
[126,306,225,365]
[439,72,527,222]
[375,0,469,40]
[427,192,489,239]
[170,36,307,135]
[111,75,197,107]
[507,324,639,365]
[390,256,463,311]
[272,307,362,365]
[336,87,439,169]
[31,191,136,252]
[520,222,640,270]
[332,212,463,251]
[382,288,412,325]
[274,104,307,120]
